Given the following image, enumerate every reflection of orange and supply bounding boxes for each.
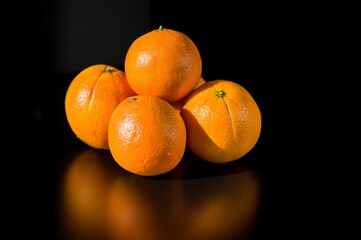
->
[106,175,183,240]
[106,178,162,240]
[181,170,261,240]
[65,64,135,149]
[59,148,118,239]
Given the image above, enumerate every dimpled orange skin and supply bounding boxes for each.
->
[181,80,262,163]
[124,26,202,103]
[65,64,136,149]
[108,95,187,176]
[171,76,206,112]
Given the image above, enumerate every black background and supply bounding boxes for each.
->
[6,0,288,239]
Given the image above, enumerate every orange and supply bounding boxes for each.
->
[65,64,135,149]
[124,25,202,103]
[181,80,262,163]
[196,76,206,88]
[171,76,206,112]
[108,95,187,176]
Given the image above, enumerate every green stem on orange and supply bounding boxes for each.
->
[158,25,165,32]
[104,66,113,72]
[128,97,137,102]
[216,90,226,98]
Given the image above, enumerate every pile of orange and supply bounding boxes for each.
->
[65,26,262,176]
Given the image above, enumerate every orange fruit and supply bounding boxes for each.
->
[108,95,187,176]
[171,76,206,112]
[196,76,206,88]
[181,80,262,163]
[124,25,202,103]
[65,64,136,149]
